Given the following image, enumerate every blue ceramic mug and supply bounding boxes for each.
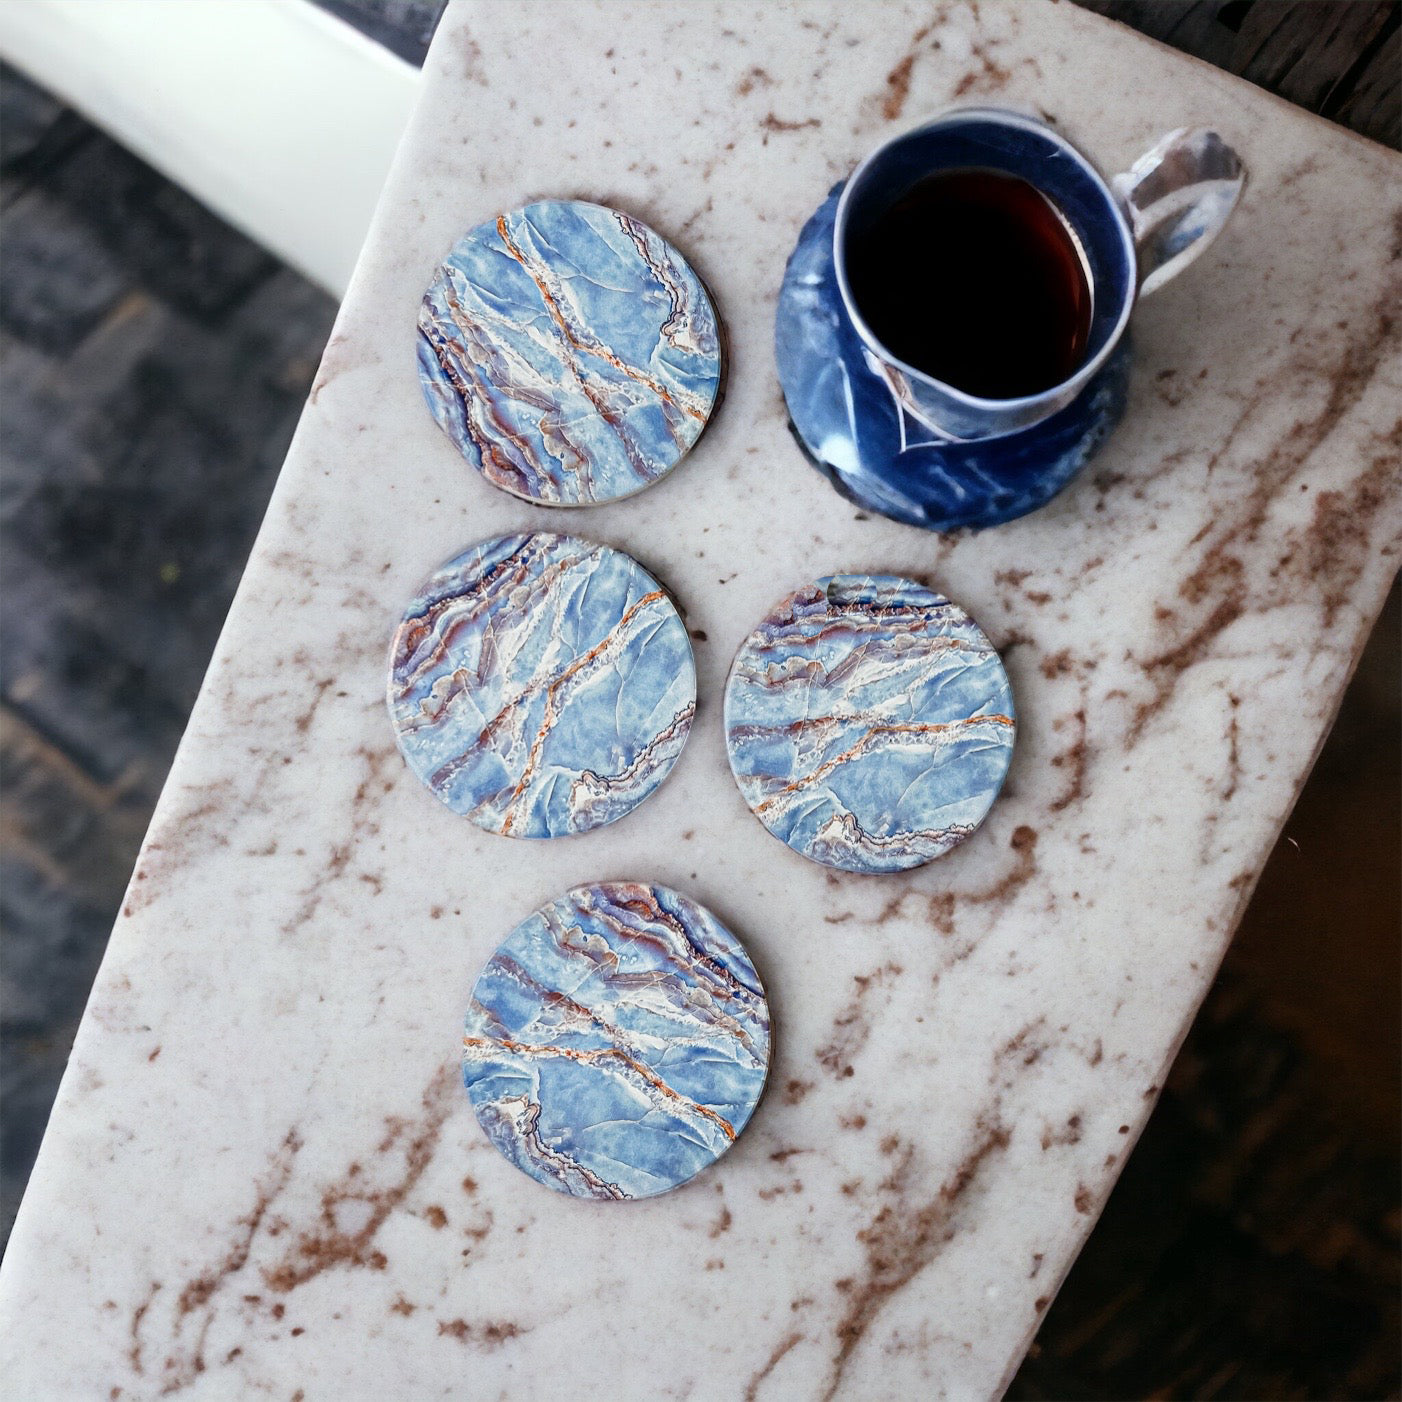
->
[776,107,1245,530]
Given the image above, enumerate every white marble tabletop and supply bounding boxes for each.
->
[2,2,1398,1398]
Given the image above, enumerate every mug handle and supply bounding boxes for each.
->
[1112,128,1246,297]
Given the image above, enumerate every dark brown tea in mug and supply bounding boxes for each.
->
[844,169,1093,400]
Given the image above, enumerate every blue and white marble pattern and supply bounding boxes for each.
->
[418,199,723,506]
[725,575,1015,874]
[463,882,771,1200]
[387,532,695,838]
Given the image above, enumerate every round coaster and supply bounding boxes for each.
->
[387,533,695,838]
[463,882,770,1200]
[724,575,1015,874]
[418,199,724,507]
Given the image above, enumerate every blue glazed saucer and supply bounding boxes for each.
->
[775,184,1131,532]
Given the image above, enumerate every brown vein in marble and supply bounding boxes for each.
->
[398,574,555,723]
[280,743,394,935]
[824,1123,1012,1400]
[1304,418,1402,628]
[928,823,1039,935]
[821,823,1038,937]
[744,612,983,658]
[121,777,235,920]
[493,214,702,471]
[128,1067,462,1394]
[822,1024,1050,1399]
[744,1331,804,1401]
[426,297,597,494]
[496,589,667,833]
[293,676,335,735]
[1129,300,1401,743]
[307,329,382,406]
[751,714,1013,814]
[265,1063,459,1290]
[129,1129,303,1394]
[813,811,975,863]
[421,584,661,776]
[484,943,757,1057]
[437,1318,526,1349]
[730,637,982,707]
[1048,695,1088,813]
[612,211,701,349]
[395,538,586,692]
[128,1280,160,1377]
[464,1035,738,1141]
[570,886,766,1008]
[1220,693,1244,802]
[815,962,904,1080]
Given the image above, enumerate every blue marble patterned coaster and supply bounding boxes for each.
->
[418,199,724,506]
[463,882,770,1200]
[387,532,695,838]
[724,575,1015,874]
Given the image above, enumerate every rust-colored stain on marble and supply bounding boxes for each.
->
[263,1065,456,1292]
[759,113,821,143]
[818,1022,1059,1398]
[1131,306,1401,742]
[745,1331,804,1401]
[121,780,235,919]
[122,1064,471,1395]
[1049,705,1089,813]
[279,742,396,934]
[881,48,922,121]
[436,1319,524,1349]
[292,677,336,735]
[826,1120,1014,1400]
[815,962,905,1079]
[769,1146,809,1164]
[734,65,774,97]
[951,41,1015,98]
